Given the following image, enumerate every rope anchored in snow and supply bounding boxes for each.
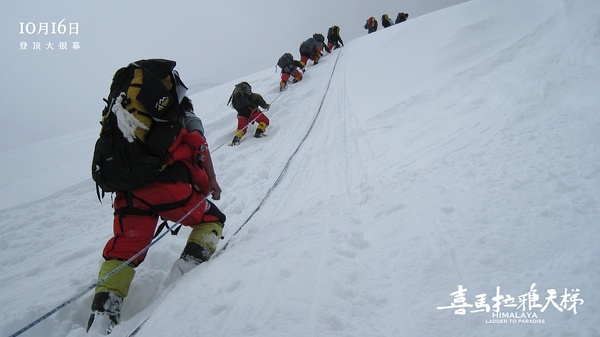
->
[7,194,209,337]
[9,49,342,337]
[212,91,283,152]
[124,51,343,336]
[8,87,281,335]
[220,50,342,251]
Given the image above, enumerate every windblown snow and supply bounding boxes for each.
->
[1,0,598,336]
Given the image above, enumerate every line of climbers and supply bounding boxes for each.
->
[226,25,344,147]
[365,12,409,34]
[87,24,345,333]
[86,18,356,334]
[82,13,411,334]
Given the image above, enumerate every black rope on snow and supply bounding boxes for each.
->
[212,91,283,152]
[219,50,343,252]
[8,49,343,337]
[7,194,209,337]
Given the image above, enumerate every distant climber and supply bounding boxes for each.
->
[382,14,394,28]
[299,37,321,67]
[327,25,344,50]
[395,12,409,24]
[227,82,271,145]
[364,17,378,34]
[277,52,304,92]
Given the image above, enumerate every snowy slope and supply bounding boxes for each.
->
[1,0,599,336]
[0,0,467,151]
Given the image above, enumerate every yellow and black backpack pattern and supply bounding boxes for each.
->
[92,59,187,196]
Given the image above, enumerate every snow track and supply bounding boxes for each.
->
[1,0,599,336]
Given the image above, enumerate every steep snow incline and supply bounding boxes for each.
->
[128,1,598,336]
[0,0,598,336]
[140,1,599,336]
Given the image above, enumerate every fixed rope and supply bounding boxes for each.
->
[212,91,283,152]
[9,49,342,337]
[220,50,342,251]
[8,193,209,337]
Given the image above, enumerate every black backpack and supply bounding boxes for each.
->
[327,26,339,40]
[228,82,254,111]
[277,53,294,69]
[313,33,325,43]
[299,38,317,53]
[91,59,187,196]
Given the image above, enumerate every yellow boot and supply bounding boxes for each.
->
[169,222,224,278]
[181,222,223,263]
[231,129,245,146]
[94,259,136,298]
[254,122,267,138]
[88,259,135,332]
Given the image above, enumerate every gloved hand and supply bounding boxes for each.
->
[264,104,270,111]
[209,179,222,200]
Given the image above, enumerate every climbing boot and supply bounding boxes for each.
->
[168,222,223,280]
[254,122,267,138]
[86,259,135,334]
[87,292,123,334]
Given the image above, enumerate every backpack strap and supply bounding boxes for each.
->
[153,219,182,238]
[113,193,192,217]
[95,183,105,203]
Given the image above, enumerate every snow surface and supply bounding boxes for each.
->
[0,0,466,150]
[1,0,600,336]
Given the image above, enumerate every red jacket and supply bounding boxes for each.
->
[167,129,210,194]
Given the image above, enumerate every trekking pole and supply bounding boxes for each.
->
[7,192,210,337]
